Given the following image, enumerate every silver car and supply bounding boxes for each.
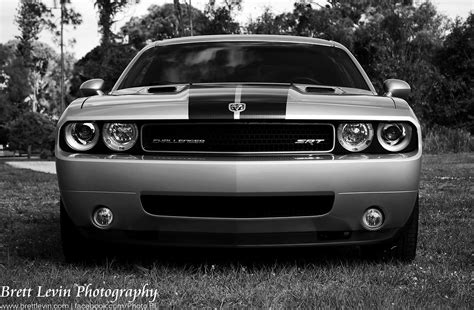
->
[56,35,421,261]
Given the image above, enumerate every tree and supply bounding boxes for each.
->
[352,2,448,122]
[174,0,184,36]
[0,40,75,121]
[15,0,49,68]
[247,8,295,35]
[94,0,129,45]
[122,4,182,48]
[47,0,82,42]
[428,14,474,131]
[203,0,242,34]
[435,14,473,83]
[70,44,136,97]
[0,42,30,122]
[121,3,208,49]
[7,111,55,158]
[14,0,81,113]
[247,1,357,48]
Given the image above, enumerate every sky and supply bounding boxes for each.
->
[0,0,472,59]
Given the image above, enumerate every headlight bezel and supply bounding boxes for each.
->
[376,122,413,152]
[64,122,100,152]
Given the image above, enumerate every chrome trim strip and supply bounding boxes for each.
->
[140,122,336,155]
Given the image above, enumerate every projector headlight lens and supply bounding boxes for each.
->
[102,122,138,151]
[64,122,99,151]
[377,123,412,152]
[337,123,374,152]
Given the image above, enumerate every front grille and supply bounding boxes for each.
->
[141,194,334,218]
[141,122,334,154]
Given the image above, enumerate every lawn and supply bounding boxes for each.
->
[0,154,472,308]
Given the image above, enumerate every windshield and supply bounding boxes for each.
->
[117,42,370,90]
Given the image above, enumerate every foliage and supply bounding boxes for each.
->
[45,0,82,46]
[429,15,473,131]
[15,0,50,67]
[13,0,80,116]
[121,1,241,50]
[94,0,130,45]
[0,40,74,120]
[423,125,473,154]
[203,0,242,34]
[174,0,184,37]
[0,42,30,123]
[246,8,289,35]
[122,3,208,49]
[0,124,9,145]
[70,44,137,96]
[15,0,82,63]
[7,111,55,157]
[352,2,448,120]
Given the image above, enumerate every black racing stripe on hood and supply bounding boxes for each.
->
[239,86,288,120]
[188,85,289,120]
[188,85,235,119]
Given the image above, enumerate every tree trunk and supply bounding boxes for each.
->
[27,144,31,159]
[174,0,184,37]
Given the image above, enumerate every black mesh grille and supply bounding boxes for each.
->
[141,122,334,154]
[141,194,334,218]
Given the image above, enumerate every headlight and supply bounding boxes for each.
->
[64,122,99,151]
[337,123,374,152]
[377,123,412,152]
[102,122,138,151]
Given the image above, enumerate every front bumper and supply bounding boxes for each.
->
[56,150,421,247]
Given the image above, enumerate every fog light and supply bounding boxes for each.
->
[92,207,113,228]
[362,208,384,230]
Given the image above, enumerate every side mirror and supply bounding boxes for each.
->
[80,79,104,97]
[383,79,411,100]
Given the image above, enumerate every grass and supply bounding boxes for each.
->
[0,154,472,308]
[423,125,473,154]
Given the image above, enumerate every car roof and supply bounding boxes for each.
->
[151,34,341,48]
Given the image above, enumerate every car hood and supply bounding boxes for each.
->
[64,84,415,122]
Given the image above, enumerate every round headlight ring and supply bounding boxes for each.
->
[337,123,374,152]
[377,122,412,152]
[64,122,99,151]
[102,122,139,151]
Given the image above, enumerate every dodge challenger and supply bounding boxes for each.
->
[56,35,421,261]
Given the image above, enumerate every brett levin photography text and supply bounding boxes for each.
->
[1,284,159,303]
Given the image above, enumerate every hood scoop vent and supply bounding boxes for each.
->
[293,84,345,95]
[147,86,179,93]
[306,86,337,93]
[145,84,188,94]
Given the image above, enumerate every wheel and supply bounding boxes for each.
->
[362,195,419,262]
[60,199,107,262]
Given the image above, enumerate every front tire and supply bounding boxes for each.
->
[362,196,419,262]
[60,199,107,262]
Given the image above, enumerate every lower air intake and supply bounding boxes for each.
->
[141,194,334,218]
